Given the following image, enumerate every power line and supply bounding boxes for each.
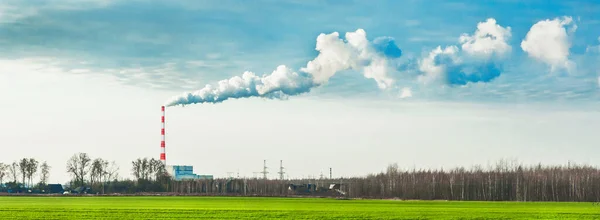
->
[278,160,285,180]
[261,160,269,180]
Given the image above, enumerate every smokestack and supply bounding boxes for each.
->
[160,106,166,165]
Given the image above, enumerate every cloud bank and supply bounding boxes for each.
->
[521,16,577,73]
[418,18,511,85]
[165,29,402,107]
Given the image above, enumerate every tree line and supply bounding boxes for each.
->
[0,152,167,193]
[0,158,50,192]
[344,160,600,201]
[156,160,600,202]
[2,155,600,202]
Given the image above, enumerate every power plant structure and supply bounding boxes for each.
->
[161,106,213,180]
[160,106,166,164]
[160,105,337,183]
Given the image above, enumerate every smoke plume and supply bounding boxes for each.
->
[165,29,402,107]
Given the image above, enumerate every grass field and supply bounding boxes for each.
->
[1,196,599,219]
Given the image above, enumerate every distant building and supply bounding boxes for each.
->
[166,165,213,180]
[47,184,65,194]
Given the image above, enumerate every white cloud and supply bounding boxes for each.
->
[301,29,396,89]
[400,87,413,98]
[521,16,576,73]
[417,18,511,85]
[459,18,512,59]
[417,46,460,84]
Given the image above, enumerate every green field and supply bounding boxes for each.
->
[0,196,599,219]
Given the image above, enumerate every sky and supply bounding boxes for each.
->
[1,0,599,184]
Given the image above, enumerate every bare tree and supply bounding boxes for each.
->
[66,153,92,187]
[0,163,7,186]
[26,158,39,188]
[132,158,142,180]
[90,158,108,186]
[131,158,164,181]
[141,158,149,180]
[148,159,156,181]
[151,159,166,180]
[89,158,109,194]
[8,162,18,183]
[18,158,28,186]
[106,161,119,181]
[39,161,51,185]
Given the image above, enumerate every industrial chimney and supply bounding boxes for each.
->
[160,106,166,165]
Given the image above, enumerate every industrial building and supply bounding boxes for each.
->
[161,106,213,181]
[166,165,213,180]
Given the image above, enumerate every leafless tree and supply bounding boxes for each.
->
[66,153,92,187]
[131,158,165,181]
[132,158,143,180]
[0,163,7,186]
[141,159,149,180]
[18,158,28,186]
[106,161,119,181]
[39,161,51,185]
[8,162,18,183]
[151,158,166,181]
[26,158,39,188]
[91,158,109,185]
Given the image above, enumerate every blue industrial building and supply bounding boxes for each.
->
[166,165,213,180]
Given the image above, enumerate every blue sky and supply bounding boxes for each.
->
[1,0,599,100]
[1,0,599,183]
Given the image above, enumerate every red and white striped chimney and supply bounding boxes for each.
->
[160,106,166,165]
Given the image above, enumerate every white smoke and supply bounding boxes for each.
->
[166,29,401,107]
[165,65,314,106]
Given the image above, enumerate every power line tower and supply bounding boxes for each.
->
[261,160,269,180]
[278,160,285,180]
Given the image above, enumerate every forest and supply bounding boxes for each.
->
[1,154,600,202]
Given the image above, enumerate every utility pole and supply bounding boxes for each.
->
[278,160,285,180]
[261,160,268,180]
[330,167,332,179]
